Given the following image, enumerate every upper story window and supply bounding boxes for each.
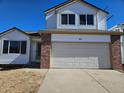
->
[87,15,94,25]
[61,14,75,25]
[80,14,94,25]
[3,40,27,54]
[115,28,120,32]
[80,15,86,25]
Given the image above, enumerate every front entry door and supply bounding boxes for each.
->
[36,43,41,62]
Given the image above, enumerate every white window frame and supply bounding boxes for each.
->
[79,14,94,26]
[61,14,76,25]
[2,40,27,55]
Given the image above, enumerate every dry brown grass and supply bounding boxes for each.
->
[0,68,48,93]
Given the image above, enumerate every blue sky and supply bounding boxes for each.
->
[0,0,124,32]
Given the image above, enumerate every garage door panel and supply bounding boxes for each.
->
[52,58,99,68]
[51,43,111,69]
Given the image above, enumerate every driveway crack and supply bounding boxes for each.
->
[84,70,111,93]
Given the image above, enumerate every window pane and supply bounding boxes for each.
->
[3,40,9,54]
[69,14,75,25]
[10,41,20,53]
[80,15,86,25]
[21,41,27,54]
[87,15,94,25]
[61,14,67,24]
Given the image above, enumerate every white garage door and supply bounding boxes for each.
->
[51,43,111,69]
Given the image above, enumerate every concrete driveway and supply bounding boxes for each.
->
[38,69,124,93]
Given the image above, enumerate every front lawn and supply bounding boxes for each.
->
[0,68,48,93]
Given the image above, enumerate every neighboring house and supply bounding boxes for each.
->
[0,0,123,70]
[109,23,124,65]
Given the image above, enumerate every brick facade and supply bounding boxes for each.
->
[111,35,123,71]
[40,33,123,70]
[41,33,51,68]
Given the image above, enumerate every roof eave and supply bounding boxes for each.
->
[38,30,123,35]
[0,27,30,37]
[44,0,109,15]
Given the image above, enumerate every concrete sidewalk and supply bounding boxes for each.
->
[38,69,124,93]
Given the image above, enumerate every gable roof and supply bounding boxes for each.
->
[0,27,29,37]
[44,0,109,14]
[0,27,41,37]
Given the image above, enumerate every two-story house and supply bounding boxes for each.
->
[0,0,123,70]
